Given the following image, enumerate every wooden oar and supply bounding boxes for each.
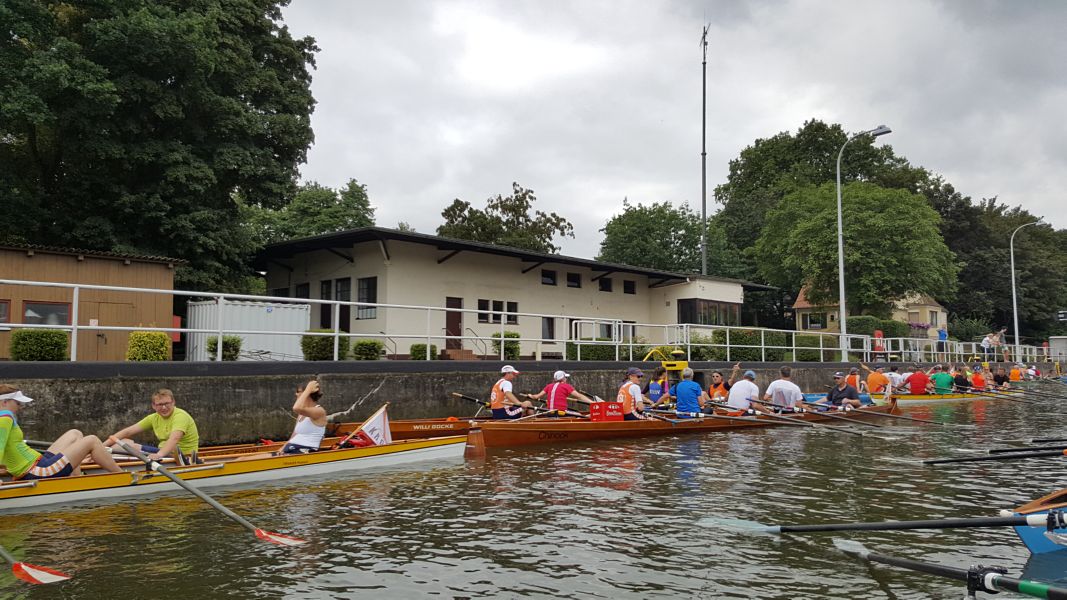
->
[988,444,1067,454]
[833,539,1067,599]
[924,449,1067,465]
[703,401,866,437]
[451,392,491,408]
[957,388,1034,404]
[798,401,884,427]
[1032,437,1067,444]
[648,409,807,428]
[707,510,1067,535]
[115,440,306,546]
[0,543,71,585]
[829,408,943,426]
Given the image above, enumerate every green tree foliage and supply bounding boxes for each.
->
[596,200,746,277]
[755,182,958,315]
[0,1,317,290]
[437,183,574,253]
[714,119,926,250]
[247,179,375,244]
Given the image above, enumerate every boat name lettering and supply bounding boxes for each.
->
[537,431,569,440]
[412,424,455,430]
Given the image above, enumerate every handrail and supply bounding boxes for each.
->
[464,328,489,356]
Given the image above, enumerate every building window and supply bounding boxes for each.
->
[930,311,939,327]
[623,280,636,295]
[802,312,827,330]
[294,283,310,299]
[907,311,919,323]
[478,299,490,323]
[0,300,9,323]
[492,300,504,324]
[506,301,518,325]
[566,273,581,288]
[335,278,352,333]
[598,323,613,339]
[357,277,377,319]
[320,280,333,329]
[23,301,71,325]
[598,277,613,292]
[541,269,557,286]
[677,299,741,326]
[542,317,555,341]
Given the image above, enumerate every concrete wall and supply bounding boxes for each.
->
[3,360,1056,446]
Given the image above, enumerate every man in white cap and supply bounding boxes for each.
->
[0,384,123,479]
[526,370,593,415]
[489,365,534,419]
[617,367,652,420]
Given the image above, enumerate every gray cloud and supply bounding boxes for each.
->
[282,0,1067,259]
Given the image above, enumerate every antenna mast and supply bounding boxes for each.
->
[700,23,710,276]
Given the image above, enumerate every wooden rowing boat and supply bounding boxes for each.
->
[867,391,1022,405]
[474,403,899,448]
[1008,488,1067,555]
[0,436,466,512]
[330,417,489,441]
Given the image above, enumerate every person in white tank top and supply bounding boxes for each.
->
[282,380,328,454]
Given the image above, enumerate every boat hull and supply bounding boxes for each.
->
[0,436,466,511]
[1012,488,1067,554]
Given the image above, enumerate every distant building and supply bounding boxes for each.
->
[0,244,180,360]
[792,285,947,339]
[256,227,756,358]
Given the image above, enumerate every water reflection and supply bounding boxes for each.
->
[5,399,1067,598]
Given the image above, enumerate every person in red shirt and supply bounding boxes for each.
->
[971,365,988,390]
[906,366,932,395]
[526,371,592,415]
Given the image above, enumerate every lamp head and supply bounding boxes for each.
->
[869,125,892,137]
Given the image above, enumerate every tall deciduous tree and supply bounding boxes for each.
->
[0,0,317,290]
[596,200,745,277]
[249,179,375,244]
[755,182,958,316]
[437,182,573,253]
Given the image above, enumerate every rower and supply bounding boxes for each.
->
[845,367,867,394]
[992,366,1011,389]
[673,368,708,418]
[762,366,803,413]
[971,365,988,391]
[105,389,201,465]
[280,380,327,454]
[1,384,123,479]
[707,364,739,403]
[821,372,862,409]
[643,366,672,408]
[1009,364,1024,383]
[618,367,652,421]
[861,363,891,395]
[929,364,954,394]
[526,370,591,416]
[952,364,972,392]
[489,365,533,419]
[906,364,932,394]
[724,370,760,415]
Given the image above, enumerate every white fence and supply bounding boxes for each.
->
[0,278,1051,364]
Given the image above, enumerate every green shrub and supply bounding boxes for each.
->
[490,331,521,360]
[126,331,170,361]
[793,334,836,362]
[949,316,992,342]
[565,338,619,361]
[300,330,349,361]
[10,329,69,361]
[352,339,384,360]
[207,335,243,361]
[409,343,438,360]
[878,319,909,339]
[845,316,881,337]
[708,329,787,361]
[688,333,718,361]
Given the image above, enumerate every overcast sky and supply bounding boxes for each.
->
[281,0,1067,259]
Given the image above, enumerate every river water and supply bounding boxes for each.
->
[4,395,1067,599]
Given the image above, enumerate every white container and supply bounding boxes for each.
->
[1050,336,1067,362]
[186,300,310,361]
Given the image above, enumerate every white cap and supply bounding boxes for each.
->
[553,370,570,381]
[501,365,520,374]
[0,390,34,404]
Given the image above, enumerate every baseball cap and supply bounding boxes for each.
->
[874,364,885,370]
[500,365,520,374]
[743,370,757,379]
[626,367,644,377]
[0,390,33,403]
[832,372,845,378]
[553,370,570,381]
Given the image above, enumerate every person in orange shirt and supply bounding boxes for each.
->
[845,367,867,393]
[1009,364,1023,382]
[861,364,891,395]
[489,365,533,419]
[971,365,988,390]
[617,367,652,421]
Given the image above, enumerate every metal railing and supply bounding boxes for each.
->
[0,278,1051,364]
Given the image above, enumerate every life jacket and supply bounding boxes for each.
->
[490,378,509,409]
[971,373,986,389]
[617,382,640,414]
[1009,369,1022,382]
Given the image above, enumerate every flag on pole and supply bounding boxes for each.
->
[337,404,393,448]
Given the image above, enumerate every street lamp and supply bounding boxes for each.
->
[1010,219,1042,363]
[835,124,892,362]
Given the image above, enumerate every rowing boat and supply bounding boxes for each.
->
[473,402,899,448]
[330,417,488,440]
[1007,488,1067,555]
[0,436,466,512]
[867,391,1021,406]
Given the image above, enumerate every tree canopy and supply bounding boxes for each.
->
[754,182,959,316]
[596,200,745,277]
[436,182,574,253]
[0,0,317,290]
[247,179,375,245]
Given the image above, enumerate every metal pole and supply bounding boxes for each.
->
[700,25,709,276]
[332,303,340,361]
[216,295,224,362]
[70,286,79,361]
[1010,220,1040,363]
[427,309,433,360]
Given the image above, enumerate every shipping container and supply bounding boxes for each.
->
[186,300,310,361]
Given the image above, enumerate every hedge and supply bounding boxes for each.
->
[301,330,349,361]
[409,343,438,360]
[352,339,384,360]
[10,329,69,361]
[845,316,882,337]
[490,331,521,360]
[878,320,910,339]
[126,331,170,361]
[565,338,618,361]
[207,335,243,361]
[706,329,787,361]
[790,334,837,362]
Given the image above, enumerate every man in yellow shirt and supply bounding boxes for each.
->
[105,389,200,464]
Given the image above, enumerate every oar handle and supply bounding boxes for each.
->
[924,449,1067,465]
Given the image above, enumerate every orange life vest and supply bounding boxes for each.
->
[1009,368,1022,382]
[490,378,509,409]
[617,382,640,414]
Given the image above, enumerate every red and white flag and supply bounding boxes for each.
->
[349,404,393,447]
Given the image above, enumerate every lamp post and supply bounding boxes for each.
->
[1010,219,1041,363]
[835,124,892,362]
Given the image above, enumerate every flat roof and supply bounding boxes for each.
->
[256,226,771,289]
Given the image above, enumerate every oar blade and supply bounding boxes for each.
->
[697,516,779,534]
[254,528,308,546]
[832,538,869,558]
[12,561,71,585]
